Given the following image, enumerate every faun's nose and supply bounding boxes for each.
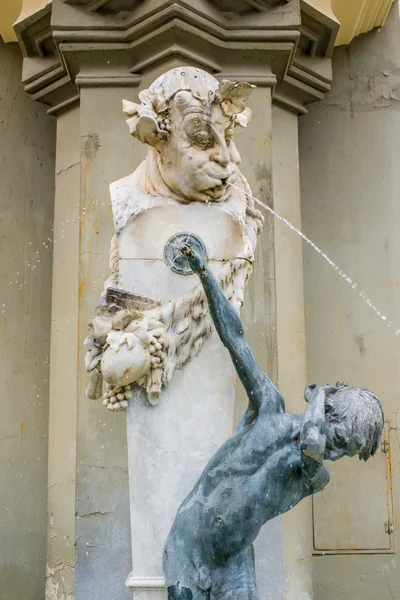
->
[212,142,230,168]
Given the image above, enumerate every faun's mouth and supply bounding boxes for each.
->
[209,172,235,190]
[211,179,228,193]
[207,184,229,198]
[201,171,238,200]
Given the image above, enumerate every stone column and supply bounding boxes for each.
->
[272,105,312,600]
[13,2,338,599]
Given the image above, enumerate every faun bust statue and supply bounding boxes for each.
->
[84,67,263,407]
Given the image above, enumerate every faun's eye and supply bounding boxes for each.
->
[194,130,212,147]
[184,116,213,148]
[195,131,208,144]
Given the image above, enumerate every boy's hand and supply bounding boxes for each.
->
[181,244,208,275]
[304,383,339,403]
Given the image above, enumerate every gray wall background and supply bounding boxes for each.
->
[299,3,400,598]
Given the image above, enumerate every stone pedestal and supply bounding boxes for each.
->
[125,341,236,598]
[115,178,250,596]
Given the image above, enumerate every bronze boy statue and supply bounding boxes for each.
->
[164,245,384,600]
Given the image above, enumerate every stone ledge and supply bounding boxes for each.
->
[125,574,165,590]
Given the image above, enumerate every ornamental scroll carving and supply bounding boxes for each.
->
[84,67,264,409]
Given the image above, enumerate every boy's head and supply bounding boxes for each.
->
[324,384,384,462]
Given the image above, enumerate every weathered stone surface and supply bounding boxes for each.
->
[85,66,263,407]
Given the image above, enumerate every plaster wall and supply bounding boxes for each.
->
[299,2,400,598]
[0,39,55,600]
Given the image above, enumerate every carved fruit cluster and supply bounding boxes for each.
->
[156,113,172,134]
[149,334,168,369]
[103,383,133,411]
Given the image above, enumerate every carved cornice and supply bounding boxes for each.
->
[13,0,338,115]
[64,0,292,14]
[245,0,291,8]
[63,0,141,11]
[274,0,338,114]
[4,0,395,47]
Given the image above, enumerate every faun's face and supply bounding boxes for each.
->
[324,419,363,461]
[156,98,241,203]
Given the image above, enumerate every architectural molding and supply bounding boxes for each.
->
[64,0,292,12]
[245,0,292,9]
[2,0,395,49]
[128,45,221,76]
[216,74,278,87]
[46,93,79,115]
[10,0,339,114]
[273,0,337,113]
[75,73,142,87]
[125,575,165,590]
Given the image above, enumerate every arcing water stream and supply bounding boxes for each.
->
[229,182,400,337]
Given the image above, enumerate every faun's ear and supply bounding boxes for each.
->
[134,115,161,147]
[122,99,161,147]
[218,80,255,109]
[218,79,255,128]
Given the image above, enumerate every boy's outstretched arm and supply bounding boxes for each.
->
[182,245,284,415]
[300,384,339,489]
[300,384,339,462]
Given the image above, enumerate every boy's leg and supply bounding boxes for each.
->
[164,533,210,600]
[210,546,258,600]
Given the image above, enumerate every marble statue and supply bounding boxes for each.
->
[163,244,384,600]
[84,66,263,407]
